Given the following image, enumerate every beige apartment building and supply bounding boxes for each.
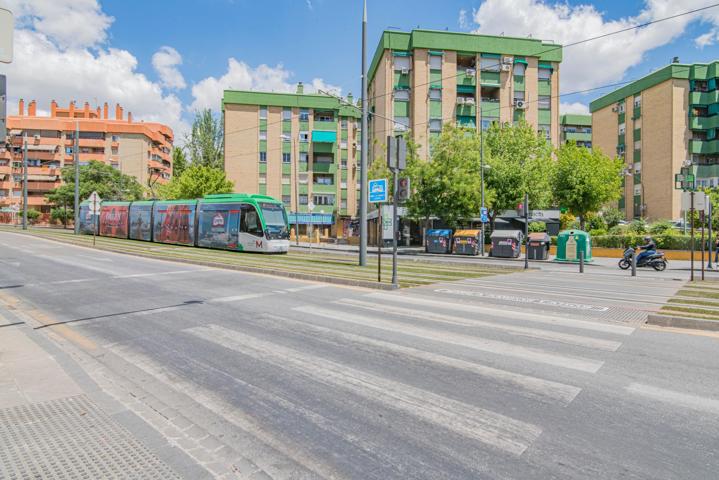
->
[367,29,562,161]
[223,84,361,236]
[0,100,173,213]
[591,61,718,221]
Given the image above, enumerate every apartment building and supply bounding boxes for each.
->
[591,61,718,221]
[223,84,361,236]
[0,100,173,213]
[559,114,592,148]
[367,29,562,161]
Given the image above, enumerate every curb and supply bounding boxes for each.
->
[646,313,719,331]
[12,231,400,291]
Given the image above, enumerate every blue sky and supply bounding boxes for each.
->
[2,0,719,137]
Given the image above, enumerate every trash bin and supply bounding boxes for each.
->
[453,229,481,255]
[490,230,523,258]
[527,232,551,260]
[425,229,453,254]
[555,229,592,262]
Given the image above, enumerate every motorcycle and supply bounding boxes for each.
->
[618,247,667,271]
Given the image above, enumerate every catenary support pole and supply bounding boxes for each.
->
[359,0,369,266]
[708,200,713,269]
[479,106,485,256]
[391,169,399,286]
[73,121,79,234]
[293,138,300,246]
[21,132,27,230]
[701,209,705,281]
[524,191,529,270]
[377,204,381,283]
[690,191,695,282]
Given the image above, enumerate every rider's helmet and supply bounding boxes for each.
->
[643,236,651,242]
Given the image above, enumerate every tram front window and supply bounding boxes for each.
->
[260,203,289,240]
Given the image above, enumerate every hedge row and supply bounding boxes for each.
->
[591,234,707,250]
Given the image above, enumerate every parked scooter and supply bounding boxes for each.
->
[618,247,667,271]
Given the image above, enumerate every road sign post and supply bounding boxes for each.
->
[701,209,705,281]
[369,175,391,284]
[691,191,695,282]
[88,191,102,246]
[386,136,407,287]
[307,201,315,254]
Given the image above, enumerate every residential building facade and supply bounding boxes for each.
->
[367,29,562,162]
[0,100,173,213]
[590,61,717,221]
[559,114,592,148]
[223,84,361,236]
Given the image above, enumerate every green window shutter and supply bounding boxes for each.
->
[429,100,442,119]
[259,184,267,195]
[394,101,410,117]
[633,128,641,141]
[282,142,291,154]
[341,129,348,140]
[513,109,525,122]
[341,150,348,160]
[514,76,525,91]
[299,142,309,153]
[394,72,410,89]
[259,140,267,152]
[480,101,500,117]
[632,106,641,119]
[259,119,267,130]
[341,189,348,200]
[282,185,291,195]
[618,133,625,146]
[538,110,552,124]
[259,163,267,173]
[299,120,309,131]
[480,71,500,85]
[430,70,442,88]
[282,164,291,174]
[538,80,551,96]
[634,173,641,184]
[618,112,625,124]
[481,53,500,58]
[618,196,625,209]
[282,121,292,133]
[633,149,641,162]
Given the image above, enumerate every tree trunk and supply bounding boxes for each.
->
[579,215,586,231]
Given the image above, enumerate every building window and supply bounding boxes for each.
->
[539,125,551,139]
[429,119,442,132]
[313,174,334,185]
[619,123,626,135]
[429,54,442,70]
[634,140,641,150]
[259,107,268,119]
[634,95,642,107]
[299,109,309,121]
[394,116,410,131]
[314,112,334,122]
[394,89,410,101]
[538,68,552,80]
[340,119,348,129]
[513,63,526,76]
[281,133,291,142]
[111,147,118,155]
[282,153,291,163]
[259,173,267,184]
[429,88,441,101]
[341,181,348,189]
[282,174,291,185]
[480,58,500,72]
[341,199,348,209]
[111,135,119,142]
[313,194,335,206]
[282,109,292,121]
[259,131,267,140]
[340,140,347,149]
[299,131,309,142]
[514,91,525,103]
[299,152,309,163]
[393,56,410,71]
[538,95,550,109]
[282,195,291,205]
[259,152,267,163]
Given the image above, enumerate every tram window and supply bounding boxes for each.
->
[241,205,263,236]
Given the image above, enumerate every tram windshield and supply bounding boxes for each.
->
[260,203,289,240]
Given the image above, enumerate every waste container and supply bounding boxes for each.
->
[555,229,592,262]
[490,230,522,258]
[425,229,453,254]
[453,229,481,255]
[527,232,551,260]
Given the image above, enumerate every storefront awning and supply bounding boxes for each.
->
[312,131,337,143]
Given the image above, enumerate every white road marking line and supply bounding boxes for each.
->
[367,292,635,336]
[626,383,719,415]
[284,284,329,293]
[111,269,210,279]
[262,313,581,405]
[294,305,604,373]
[187,324,543,456]
[338,298,623,352]
[207,293,270,303]
[50,278,96,285]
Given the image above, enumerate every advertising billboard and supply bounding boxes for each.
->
[153,202,196,246]
[99,204,129,238]
[197,203,240,250]
[129,203,153,241]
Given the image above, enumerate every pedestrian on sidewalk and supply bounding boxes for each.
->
[714,236,719,266]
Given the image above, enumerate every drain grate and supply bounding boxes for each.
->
[0,395,180,479]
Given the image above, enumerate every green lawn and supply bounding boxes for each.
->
[2,227,517,288]
[661,281,719,321]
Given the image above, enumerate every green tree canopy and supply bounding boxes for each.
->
[484,120,555,225]
[552,142,624,230]
[46,160,145,207]
[186,109,224,169]
[172,146,188,178]
[158,164,234,200]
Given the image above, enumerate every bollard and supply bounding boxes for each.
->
[631,249,637,277]
[579,250,584,273]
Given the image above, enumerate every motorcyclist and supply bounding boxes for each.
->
[636,235,657,265]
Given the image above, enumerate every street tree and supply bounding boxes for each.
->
[186,109,224,169]
[484,120,554,227]
[172,146,188,177]
[552,142,624,230]
[158,164,234,200]
[47,160,145,209]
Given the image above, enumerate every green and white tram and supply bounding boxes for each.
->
[78,193,290,254]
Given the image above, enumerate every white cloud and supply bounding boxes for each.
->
[0,1,189,140]
[470,0,719,92]
[189,58,342,112]
[695,29,719,48]
[560,102,590,115]
[4,0,113,49]
[458,8,469,30]
[152,46,186,90]
[305,0,313,10]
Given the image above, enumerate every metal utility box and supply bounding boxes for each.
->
[490,230,522,258]
[527,232,551,260]
[453,229,481,255]
[555,229,592,262]
[425,229,452,254]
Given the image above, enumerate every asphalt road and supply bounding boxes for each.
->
[1,230,718,480]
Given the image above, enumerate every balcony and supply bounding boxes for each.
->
[456,103,476,117]
[456,70,476,87]
[690,115,719,130]
[690,139,719,154]
[480,100,500,118]
[479,71,500,86]
[312,163,337,174]
[311,183,337,194]
[313,119,337,131]
[689,90,719,105]
[565,131,592,142]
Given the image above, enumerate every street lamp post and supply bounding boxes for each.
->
[479,105,486,256]
[21,131,27,230]
[359,0,369,266]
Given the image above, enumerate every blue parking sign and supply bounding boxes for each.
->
[480,206,489,223]
[369,179,388,203]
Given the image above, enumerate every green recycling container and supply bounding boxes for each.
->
[555,229,592,263]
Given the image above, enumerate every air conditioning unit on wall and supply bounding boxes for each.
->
[514,100,526,109]
[502,56,513,65]
[501,64,511,72]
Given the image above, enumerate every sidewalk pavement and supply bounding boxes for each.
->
[0,306,197,479]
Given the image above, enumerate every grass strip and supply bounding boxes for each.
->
[661,305,719,319]
[667,298,719,308]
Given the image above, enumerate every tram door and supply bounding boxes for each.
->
[239,204,266,252]
[197,204,240,250]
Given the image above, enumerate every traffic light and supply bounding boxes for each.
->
[517,202,524,217]
[397,177,410,202]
